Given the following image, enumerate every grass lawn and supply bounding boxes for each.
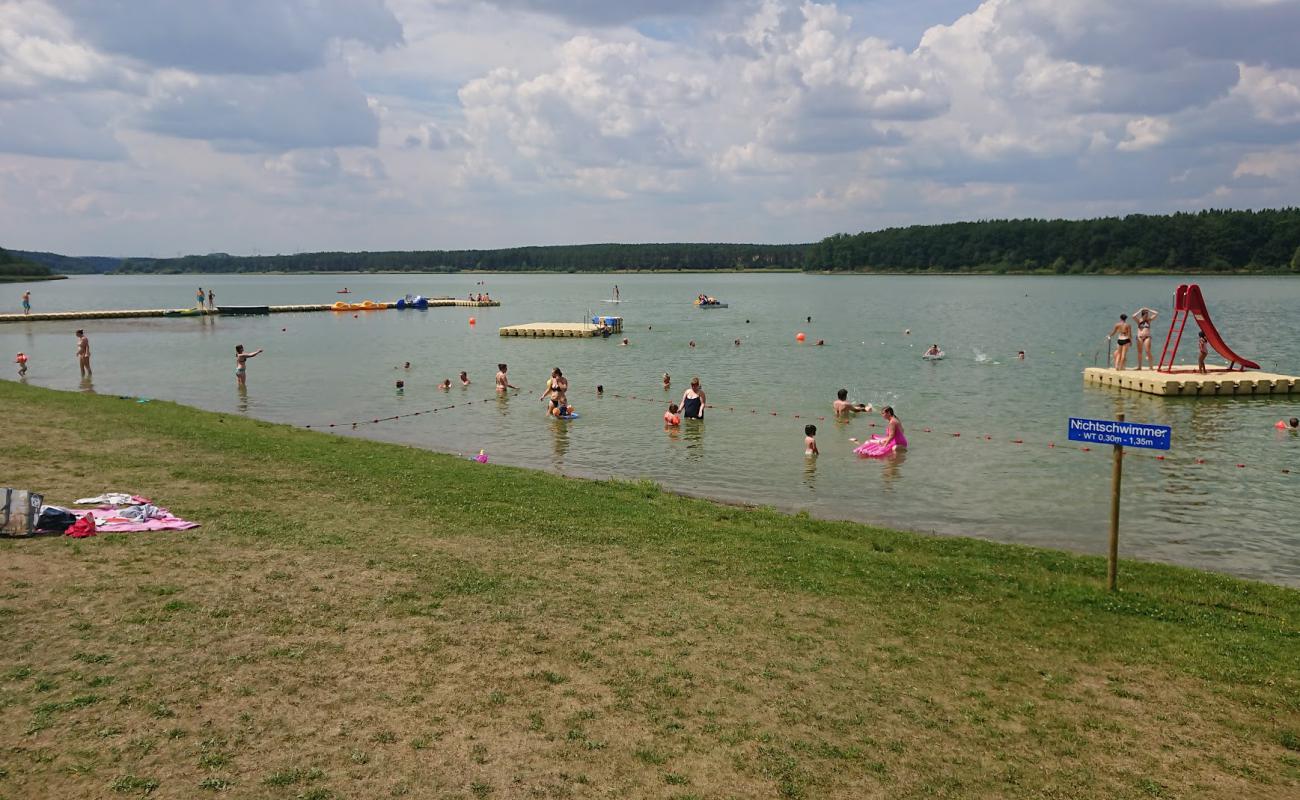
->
[0,380,1297,799]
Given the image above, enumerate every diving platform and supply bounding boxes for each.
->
[0,298,499,324]
[1084,367,1299,396]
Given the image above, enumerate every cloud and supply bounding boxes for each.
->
[139,66,381,152]
[481,0,736,26]
[0,96,126,160]
[49,0,403,75]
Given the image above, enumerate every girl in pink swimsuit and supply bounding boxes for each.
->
[855,406,907,457]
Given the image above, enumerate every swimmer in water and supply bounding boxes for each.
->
[1275,417,1299,430]
[1017,350,1025,360]
[689,340,696,349]
[439,378,451,391]
[734,338,741,346]
[815,339,825,346]
[833,389,870,417]
[596,384,603,395]
[924,344,942,357]
[663,372,671,390]
[1108,314,1132,371]
[1131,307,1159,370]
[495,363,517,393]
[664,403,681,427]
[403,361,411,369]
[620,338,629,346]
[459,371,471,386]
[804,424,819,455]
[395,380,404,393]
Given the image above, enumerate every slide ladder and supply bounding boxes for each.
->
[1156,284,1259,372]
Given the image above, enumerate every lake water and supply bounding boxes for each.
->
[4,274,1298,586]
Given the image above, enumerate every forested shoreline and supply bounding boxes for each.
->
[0,247,59,282]
[11,209,1300,275]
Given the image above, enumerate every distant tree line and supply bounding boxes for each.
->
[17,208,1300,276]
[116,243,809,274]
[807,209,1300,273]
[0,247,53,280]
[14,250,121,274]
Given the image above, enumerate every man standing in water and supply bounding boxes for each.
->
[1107,314,1132,370]
[1131,307,1159,369]
[75,329,91,377]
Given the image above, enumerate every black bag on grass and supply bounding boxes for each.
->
[36,507,77,534]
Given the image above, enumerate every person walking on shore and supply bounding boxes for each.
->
[75,329,91,377]
[21,291,31,315]
[1107,314,1132,371]
[235,344,262,386]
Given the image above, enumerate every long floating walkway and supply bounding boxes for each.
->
[1084,366,1299,396]
[0,299,498,324]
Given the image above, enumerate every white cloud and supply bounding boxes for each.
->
[3,0,1300,255]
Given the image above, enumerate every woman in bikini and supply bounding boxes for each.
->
[1131,307,1159,369]
[1108,314,1132,371]
[234,344,262,386]
[539,367,568,413]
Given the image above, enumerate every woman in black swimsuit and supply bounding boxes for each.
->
[679,377,706,419]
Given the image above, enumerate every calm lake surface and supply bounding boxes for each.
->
[5,273,1299,585]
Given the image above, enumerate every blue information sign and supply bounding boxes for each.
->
[1068,417,1171,450]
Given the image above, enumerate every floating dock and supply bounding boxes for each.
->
[1084,366,1299,396]
[500,322,607,338]
[0,299,498,324]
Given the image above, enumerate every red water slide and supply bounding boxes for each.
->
[1157,284,1259,372]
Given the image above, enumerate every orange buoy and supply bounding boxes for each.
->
[795,332,806,342]
[469,316,476,325]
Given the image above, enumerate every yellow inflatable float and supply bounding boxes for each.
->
[330,300,389,311]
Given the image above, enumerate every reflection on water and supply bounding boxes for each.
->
[4,272,1299,586]
[237,384,248,414]
[879,449,907,488]
[549,416,570,466]
[78,377,94,394]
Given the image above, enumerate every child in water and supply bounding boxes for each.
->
[439,379,451,391]
[804,424,819,456]
[663,372,671,390]
[664,403,681,427]
[459,371,470,386]
[1275,417,1299,430]
[15,352,28,376]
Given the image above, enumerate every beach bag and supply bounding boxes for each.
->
[1,488,44,536]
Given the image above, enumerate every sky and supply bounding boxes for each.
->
[2,0,1299,257]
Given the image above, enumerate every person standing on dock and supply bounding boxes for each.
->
[21,291,31,315]
[614,285,620,302]
[75,329,91,377]
[196,287,205,309]
[1107,314,1132,371]
[207,289,215,311]
[1131,307,1159,369]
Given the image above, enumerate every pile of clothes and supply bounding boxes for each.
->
[36,491,200,538]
